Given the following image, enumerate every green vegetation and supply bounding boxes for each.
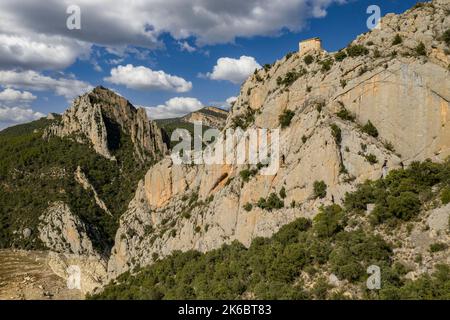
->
[334,51,347,62]
[415,42,427,56]
[0,117,149,251]
[277,68,306,88]
[346,45,369,57]
[364,153,378,165]
[231,110,255,130]
[330,124,342,144]
[257,193,284,211]
[361,120,379,138]
[285,52,295,60]
[313,205,345,238]
[304,55,314,65]
[319,58,333,72]
[243,203,253,212]
[279,110,295,128]
[345,160,448,226]
[392,34,403,45]
[443,29,450,46]
[91,160,450,300]
[240,168,258,183]
[263,64,272,72]
[313,181,327,199]
[430,242,448,253]
[441,187,450,204]
[279,187,287,199]
[155,119,212,149]
[336,108,355,122]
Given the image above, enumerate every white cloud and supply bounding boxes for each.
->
[178,41,196,53]
[0,0,345,61]
[144,97,204,119]
[0,88,36,106]
[226,96,238,107]
[207,56,261,84]
[0,33,90,70]
[105,64,192,92]
[0,70,93,100]
[0,106,45,129]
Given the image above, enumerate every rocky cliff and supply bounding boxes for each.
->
[181,106,229,129]
[107,0,450,278]
[45,86,167,163]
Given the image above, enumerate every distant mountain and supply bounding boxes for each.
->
[181,106,228,129]
[155,106,228,148]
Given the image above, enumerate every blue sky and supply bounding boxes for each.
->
[0,0,424,128]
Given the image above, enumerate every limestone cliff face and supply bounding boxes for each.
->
[38,202,98,256]
[108,0,450,278]
[45,86,167,163]
[38,202,108,293]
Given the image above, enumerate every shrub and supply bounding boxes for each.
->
[443,29,450,46]
[361,120,379,138]
[441,187,450,205]
[415,42,427,56]
[344,182,376,211]
[373,49,381,58]
[335,51,347,62]
[257,193,284,211]
[314,205,344,238]
[231,110,255,130]
[313,181,327,199]
[285,52,295,60]
[386,191,421,221]
[243,203,253,212]
[302,135,308,143]
[430,242,448,253]
[383,140,395,152]
[392,34,403,45]
[336,108,355,122]
[364,154,378,164]
[304,55,314,65]
[319,58,333,72]
[263,64,272,72]
[277,69,306,87]
[279,187,287,199]
[330,124,342,144]
[346,45,368,57]
[279,110,295,128]
[240,168,257,183]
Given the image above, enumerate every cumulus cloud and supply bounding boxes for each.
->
[0,88,36,106]
[105,64,192,92]
[207,56,261,84]
[0,34,90,70]
[0,70,93,100]
[0,106,45,129]
[0,0,345,56]
[144,97,204,119]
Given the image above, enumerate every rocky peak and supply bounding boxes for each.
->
[45,86,167,163]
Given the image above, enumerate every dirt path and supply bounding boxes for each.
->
[0,250,83,300]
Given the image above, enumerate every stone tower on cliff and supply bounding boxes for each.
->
[299,37,322,54]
